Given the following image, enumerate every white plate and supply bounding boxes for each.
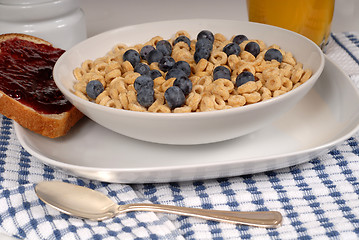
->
[15,57,359,183]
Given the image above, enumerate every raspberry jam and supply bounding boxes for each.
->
[0,38,72,114]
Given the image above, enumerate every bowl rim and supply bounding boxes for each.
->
[54,18,325,119]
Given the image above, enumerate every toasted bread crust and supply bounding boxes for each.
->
[0,33,53,48]
[0,33,83,138]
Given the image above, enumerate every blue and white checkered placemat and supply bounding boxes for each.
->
[0,32,359,240]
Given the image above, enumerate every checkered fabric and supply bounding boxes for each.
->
[0,32,359,240]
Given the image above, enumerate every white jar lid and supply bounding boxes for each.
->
[0,0,53,4]
[0,0,80,21]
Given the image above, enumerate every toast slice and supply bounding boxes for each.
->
[0,33,83,138]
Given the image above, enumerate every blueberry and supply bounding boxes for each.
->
[149,69,162,80]
[165,68,187,80]
[86,80,104,99]
[213,65,230,75]
[147,49,163,64]
[194,48,211,63]
[156,40,172,56]
[137,87,155,108]
[195,38,213,52]
[264,48,283,63]
[244,42,260,57]
[223,43,241,56]
[164,86,186,110]
[235,71,255,87]
[140,45,155,60]
[158,56,175,72]
[173,35,191,48]
[134,63,150,75]
[213,66,231,80]
[173,76,192,95]
[172,61,191,77]
[134,75,154,92]
[197,30,214,43]
[123,49,140,67]
[232,34,248,45]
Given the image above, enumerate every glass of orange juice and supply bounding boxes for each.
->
[246,0,335,51]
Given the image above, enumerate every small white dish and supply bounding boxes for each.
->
[15,57,359,183]
[53,19,324,145]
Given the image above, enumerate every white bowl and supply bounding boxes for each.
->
[53,19,324,145]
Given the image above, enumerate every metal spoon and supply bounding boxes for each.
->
[35,181,282,228]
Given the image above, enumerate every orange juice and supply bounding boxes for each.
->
[247,0,334,49]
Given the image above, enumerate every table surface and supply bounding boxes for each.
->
[1,0,359,239]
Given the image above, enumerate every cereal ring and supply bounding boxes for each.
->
[283,52,296,66]
[173,41,190,52]
[174,30,191,39]
[300,69,312,83]
[74,90,89,101]
[195,58,214,76]
[211,79,233,100]
[109,77,127,93]
[105,69,122,84]
[280,77,293,92]
[273,90,287,97]
[280,62,293,78]
[209,50,228,66]
[194,76,212,87]
[129,102,147,112]
[146,36,163,47]
[259,86,272,101]
[240,51,256,62]
[113,99,123,109]
[112,43,128,56]
[172,49,193,63]
[83,72,105,86]
[73,67,86,81]
[148,104,171,113]
[237,81,257,94]
[214,33,227,43]
[228,95,246,107]
[109,88,119,100]
[121,61,134,73]
[213,94,226,110]
[133,44,143,53]
[243,92,261,104]
[199,94,216,112]
[186,92,202,111]
[192,84,205,95]
[161,78,176,92]
[153,76,166,87]
[127,90,137,104]
[290,68,304,84]
[93,62,107,76]
[227,55,241,70]
[96,90,110,105]
[123,72,141,85]
[119,92,129,109]
[105,61,121,73]
[173,106,192,113]
[265,76,282,91]
[233,64,256,76]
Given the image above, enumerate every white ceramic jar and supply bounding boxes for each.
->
[0,0,87,49]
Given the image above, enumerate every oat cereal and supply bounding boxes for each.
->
[73,30,312,113]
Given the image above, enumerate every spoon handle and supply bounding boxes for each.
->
[119,203,282,228]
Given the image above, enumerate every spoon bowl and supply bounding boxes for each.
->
[35,181,283,228]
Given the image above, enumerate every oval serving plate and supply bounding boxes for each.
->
[14,56,359,183]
